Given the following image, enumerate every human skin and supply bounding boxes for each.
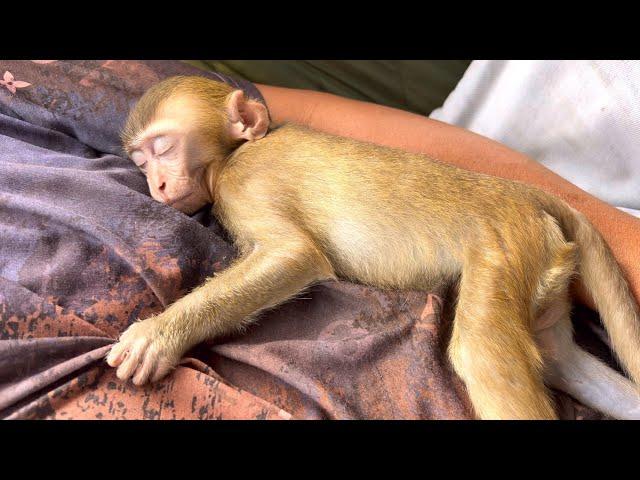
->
[256,83,640,310]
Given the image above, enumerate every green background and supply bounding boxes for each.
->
[184,60,471,116]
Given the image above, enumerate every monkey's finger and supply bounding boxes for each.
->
[132,347,159,386]
[150,357,175,383]
[106,341,129,367]
[116,340,148,381]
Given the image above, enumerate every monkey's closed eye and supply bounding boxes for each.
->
[153,136,175,157]
[131,151,146,167]
[131,151,148,173]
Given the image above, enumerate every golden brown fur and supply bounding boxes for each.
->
[108,76,640,419]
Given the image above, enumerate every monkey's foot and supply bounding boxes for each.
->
[106,316,182,386]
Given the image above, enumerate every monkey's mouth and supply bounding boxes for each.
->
[166,192,193,206]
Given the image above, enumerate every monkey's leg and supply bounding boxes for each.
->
[107,240,333,385]
[537,301,640,420]
[448,263,558,419]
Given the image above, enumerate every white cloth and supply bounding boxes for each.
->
[430,60,640,217]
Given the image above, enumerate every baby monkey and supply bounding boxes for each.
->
[110,75,640,420]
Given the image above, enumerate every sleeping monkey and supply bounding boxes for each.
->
[109,75,640,419]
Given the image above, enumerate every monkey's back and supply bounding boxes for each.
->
[220,124,559,290]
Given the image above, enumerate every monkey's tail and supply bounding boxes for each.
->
[539,193,640,384]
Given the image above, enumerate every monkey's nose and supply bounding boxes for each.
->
[156,182,170,203]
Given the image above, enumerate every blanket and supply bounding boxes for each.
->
[0,60,609,419]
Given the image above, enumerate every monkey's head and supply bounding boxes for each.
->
[121,76,269,214]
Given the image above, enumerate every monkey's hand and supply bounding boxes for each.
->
[106,313,185,386]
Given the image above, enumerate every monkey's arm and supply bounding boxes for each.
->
[106,236,333,385]
[257,83,640,309]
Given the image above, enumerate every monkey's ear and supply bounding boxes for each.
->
[226,90,269,141]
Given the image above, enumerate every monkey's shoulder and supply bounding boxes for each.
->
[240,123,439,167]
[264,123,406,152]
[227,122,554,205]
[260,123,350,150]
